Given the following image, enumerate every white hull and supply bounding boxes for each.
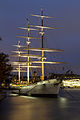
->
[19,79,61,97]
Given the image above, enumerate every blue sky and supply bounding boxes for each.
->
[0,0,80,74]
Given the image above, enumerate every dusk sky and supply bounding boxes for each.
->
[0,0,80,74]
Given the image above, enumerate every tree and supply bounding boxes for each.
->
[0,52,12,86]
[0,37,2,40]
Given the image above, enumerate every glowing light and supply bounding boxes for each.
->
[62,79,80,87]
[30,61,66,64]
[21,96,37,99]
[12,70,27,72]
[27,41,31,45]
[30,25,56,29]
[39,32,44,35]
[11,54,43,58]
[31,14,55,19]
[11,51,27,53]
[13,45,26,47]
[20,65,40,68]
[16,36,40,39]
[24,48,64,52]
[11,62,27,65]
[11,61,66,65]
[18,27,39,31]
[18,64,20,83]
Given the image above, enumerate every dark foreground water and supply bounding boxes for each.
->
[0,89,80,120]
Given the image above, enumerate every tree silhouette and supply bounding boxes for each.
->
[0,52,12,86]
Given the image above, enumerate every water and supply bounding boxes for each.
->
[0,89,80,120]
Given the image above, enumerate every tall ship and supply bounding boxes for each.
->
[11,9,65,97]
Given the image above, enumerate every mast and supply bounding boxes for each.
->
[18,41,21,83]
[16,21,41,84]
[30,9,56,80]
[41,8,44,80]
[26,19,30,84]
[11,9,65,85]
